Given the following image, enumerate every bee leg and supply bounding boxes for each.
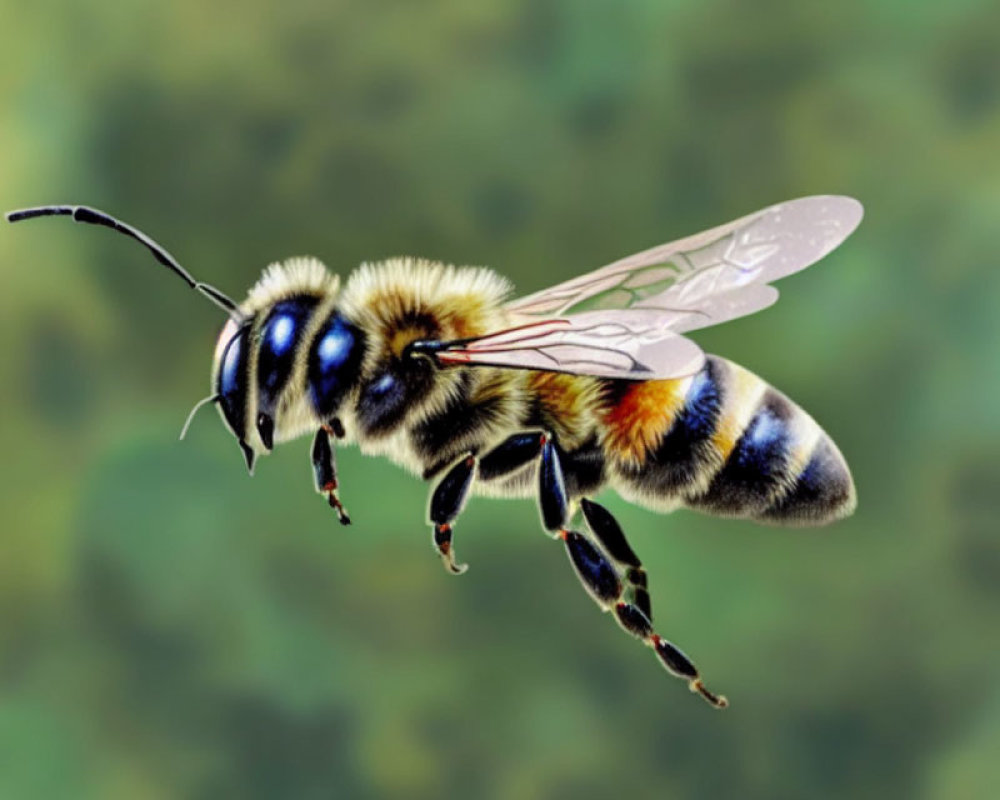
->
[538,435,569,534]
[312,426,350,525]
[559,528,727,709]
[425,432,547,575]
[478,431,545,481]
[428,454,477,575]
[539,445,726,708]
[580,498,652,621]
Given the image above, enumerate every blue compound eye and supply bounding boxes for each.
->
[307,313,366,418]
[217,323,252,437]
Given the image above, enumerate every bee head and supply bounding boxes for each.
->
[198,303,366,477]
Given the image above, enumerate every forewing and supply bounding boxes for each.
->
[506,196,863,336]
[433,196,861,380]
[434,311,705,380]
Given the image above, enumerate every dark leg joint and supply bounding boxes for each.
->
[625,567,651,620]
[633,588,652,622]
[626,567,647,588]
[614,602,653,639]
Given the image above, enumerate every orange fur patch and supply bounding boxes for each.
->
[602,379,689,466]
[527,372,602,450]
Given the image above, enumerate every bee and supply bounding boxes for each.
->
[6,196,861,708]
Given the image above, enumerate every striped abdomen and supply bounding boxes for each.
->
[602,356,855,525]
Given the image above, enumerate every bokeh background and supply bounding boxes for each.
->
[2,1,998,797]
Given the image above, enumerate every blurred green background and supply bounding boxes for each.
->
[1,1,998,797]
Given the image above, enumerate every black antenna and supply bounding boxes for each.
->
[5,205,241,317]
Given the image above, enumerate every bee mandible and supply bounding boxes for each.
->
[6,196,862,707]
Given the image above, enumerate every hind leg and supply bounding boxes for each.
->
[580,498,652,622]
[539,443,727,708]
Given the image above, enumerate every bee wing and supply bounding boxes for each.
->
[505,195,863,336]
[432,311,705,379]
[426,196,861,380]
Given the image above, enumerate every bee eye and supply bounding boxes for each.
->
[307,313,365,418]
[216,323,253,439]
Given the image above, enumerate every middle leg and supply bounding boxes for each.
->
[426,431,547,574]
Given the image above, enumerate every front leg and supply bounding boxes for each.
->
[312,423,350,525]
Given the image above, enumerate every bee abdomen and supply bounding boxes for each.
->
[687,386,797,516]
[687,383,855,524]
[756,435,855,525]
[608,356,855,525]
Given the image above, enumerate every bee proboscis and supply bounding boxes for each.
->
[7,196,862,707]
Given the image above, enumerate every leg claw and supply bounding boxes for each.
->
[327,492,351,525]
[437,539,468,575]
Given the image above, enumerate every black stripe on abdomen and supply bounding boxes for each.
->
[690,388,795,517]
[759,436,855,525]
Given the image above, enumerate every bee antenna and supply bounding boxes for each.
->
[5,205,242,319]
[179,394,220,441]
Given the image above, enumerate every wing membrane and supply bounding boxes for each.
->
[507,195,862,337]
[430,196,861,380]
[435,312,705,379]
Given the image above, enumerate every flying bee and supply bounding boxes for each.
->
[6,196,861,708]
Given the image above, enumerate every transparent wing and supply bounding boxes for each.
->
[506,195,863,337]
[431,311,705,380]
[426,196,861,380]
